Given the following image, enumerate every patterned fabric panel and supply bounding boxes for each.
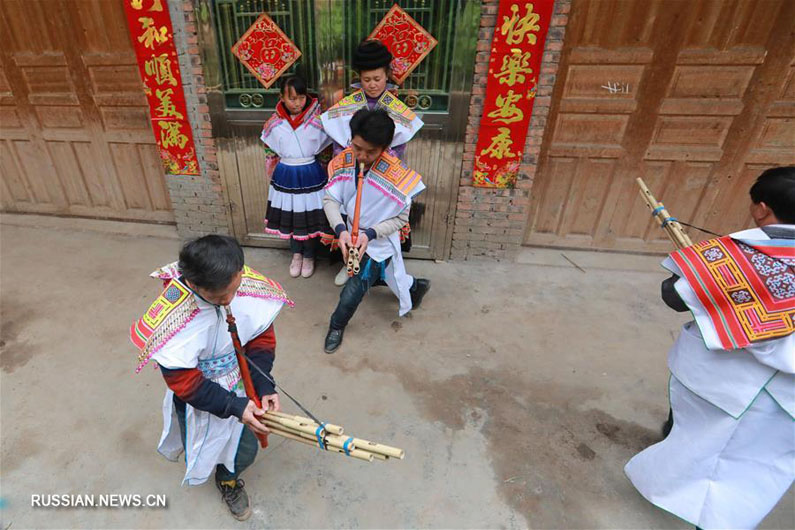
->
[369,150,423,197]
[131,279,200,372]
[149,261,180,281]
[327,148,422,206]
[326,90,367,119]
[376,91,417,128]
[671,236,795,350]
[237,266,294,306]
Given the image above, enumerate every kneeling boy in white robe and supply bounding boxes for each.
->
[625,166,795,529]
[130,235,291,521]
[322,108,430,353]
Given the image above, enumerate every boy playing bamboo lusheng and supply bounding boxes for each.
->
[321,39,423,285]
[322,109,430,353]
[131,235,291,521]
[625,167,795,529]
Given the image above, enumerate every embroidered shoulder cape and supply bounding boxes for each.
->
[666,234,795,350]
[131,263,292,372]
[320,89,423,148]
[326,147,424,209]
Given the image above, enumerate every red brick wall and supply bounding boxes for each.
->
[167,0,230,238]
[451,0,571,260]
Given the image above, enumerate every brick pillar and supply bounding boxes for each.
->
[451,0,571,261]
[166,0,231,238]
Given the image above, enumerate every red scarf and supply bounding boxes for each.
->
[276,97,317,130]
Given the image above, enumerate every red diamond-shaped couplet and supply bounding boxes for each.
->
[231,13,301,89]
[368,4,438,85]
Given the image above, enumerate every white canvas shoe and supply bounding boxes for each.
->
[289,253,303,278]
[334,265,349,286]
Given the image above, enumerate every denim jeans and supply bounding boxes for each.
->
[289,237,317,258]
[174,395,259,483]
[329,254,390,330]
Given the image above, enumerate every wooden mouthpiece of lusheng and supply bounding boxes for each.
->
[351,438,404,459]
[265,411,344,435]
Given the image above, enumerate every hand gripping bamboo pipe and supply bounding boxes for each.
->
[347,162,366,277]
[224,306,403,463]
[636,178,693,249]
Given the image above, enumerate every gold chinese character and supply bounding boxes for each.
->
[155,88,184,119]
[145,54,178,86]
[494,48,533,87]
[487,90,524,124]
[500,3,541,45]
[130,0,163,10]
[159,121,189,149]
[480,127,514,160]
[137,17,168,49]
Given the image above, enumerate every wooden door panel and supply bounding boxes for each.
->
[0,141,30,204]
[0,0,173,223]
[525,0,793,253]
[48,141,93,207]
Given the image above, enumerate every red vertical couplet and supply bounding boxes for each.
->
[123,0,200,176]
[473,0,554,188]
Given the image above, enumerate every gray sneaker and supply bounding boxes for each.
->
[216,478,252,521]
[334,265,349,286]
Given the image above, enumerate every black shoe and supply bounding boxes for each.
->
[410,278,431,309]
[661,408,674,438]
[324,327,344,353]
[216,478,251,521]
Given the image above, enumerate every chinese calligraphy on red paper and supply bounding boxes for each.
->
[124,0,200,175]
[473,1,553,188]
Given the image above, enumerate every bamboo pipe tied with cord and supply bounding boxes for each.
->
[636,178,693,249]
[223,305,405,463]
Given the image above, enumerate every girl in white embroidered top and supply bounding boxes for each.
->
[261,75,331,278]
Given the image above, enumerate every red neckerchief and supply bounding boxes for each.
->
[276,97,316,130]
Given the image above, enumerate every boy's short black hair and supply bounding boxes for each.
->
[352,39,392,73]
[179,235,245,291]
[349,108,395,149]
[280,74,308,97]
[749,166,795,224]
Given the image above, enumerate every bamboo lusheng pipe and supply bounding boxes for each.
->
[350,438,405,459]
[261,419,356,451]
[265,410,344,435]
[267,426,375,462]
[347,162,366,277]
[271,413,403,459]
[636,178,693,249]
[261,415,348,443]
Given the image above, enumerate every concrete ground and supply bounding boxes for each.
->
[0,213,792,530]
